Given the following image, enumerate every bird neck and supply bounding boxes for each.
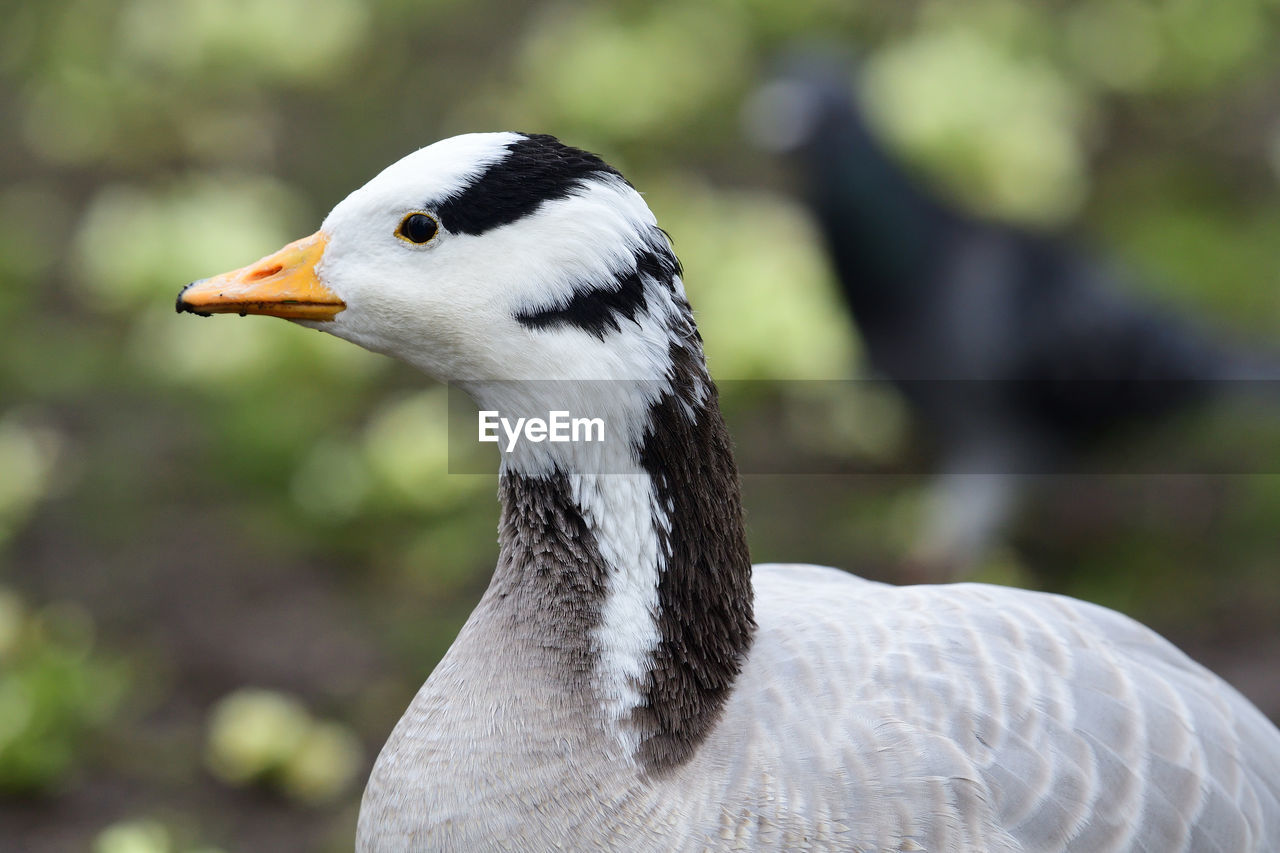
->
[487,336,755,775]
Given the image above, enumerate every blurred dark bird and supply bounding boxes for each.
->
[748,54,1280,575]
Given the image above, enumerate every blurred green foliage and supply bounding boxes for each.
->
[95,817,225,853]
[2,0,1280,849]
[205,687,362,805]
[0,588,126,794]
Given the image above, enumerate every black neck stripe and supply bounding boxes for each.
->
[631,341,755,775]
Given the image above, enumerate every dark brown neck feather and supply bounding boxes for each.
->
[491,305,754,776]
[632,339,755,774]
[492,472,609,682]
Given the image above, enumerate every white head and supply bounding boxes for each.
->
[180,132,693,380]
[178,132,704,473]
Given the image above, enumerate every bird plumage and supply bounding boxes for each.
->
[178,132,1280,851]
[359,561,1280,851]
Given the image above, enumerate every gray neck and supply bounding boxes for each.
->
[490,336,755,775]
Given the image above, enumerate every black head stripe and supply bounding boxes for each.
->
[514,232,682,339]
[435,133,625,236]
[515,267,649,340]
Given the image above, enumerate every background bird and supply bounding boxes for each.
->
[749,51,1280,577]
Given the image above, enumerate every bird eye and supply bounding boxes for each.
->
[397,212,439,245]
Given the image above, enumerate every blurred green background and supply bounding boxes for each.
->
[2,0,1280,849]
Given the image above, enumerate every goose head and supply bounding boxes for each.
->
[178,134,753,777]
[178,132,689,391]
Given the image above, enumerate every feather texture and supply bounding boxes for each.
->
[360,563,1280,850]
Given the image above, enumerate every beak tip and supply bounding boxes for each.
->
[176,280,212,317]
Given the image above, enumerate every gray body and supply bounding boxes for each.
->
[359,563,1280,851]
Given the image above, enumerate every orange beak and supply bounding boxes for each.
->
[176,231,345,321]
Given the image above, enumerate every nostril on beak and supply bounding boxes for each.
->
[247,264,284,281]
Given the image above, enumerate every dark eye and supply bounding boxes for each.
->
[397,212,439,245]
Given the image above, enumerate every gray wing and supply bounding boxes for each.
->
[723,565,1280,852]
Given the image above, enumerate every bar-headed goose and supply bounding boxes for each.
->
[178,132,1280,851]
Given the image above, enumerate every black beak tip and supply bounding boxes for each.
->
[176,281,211,317]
